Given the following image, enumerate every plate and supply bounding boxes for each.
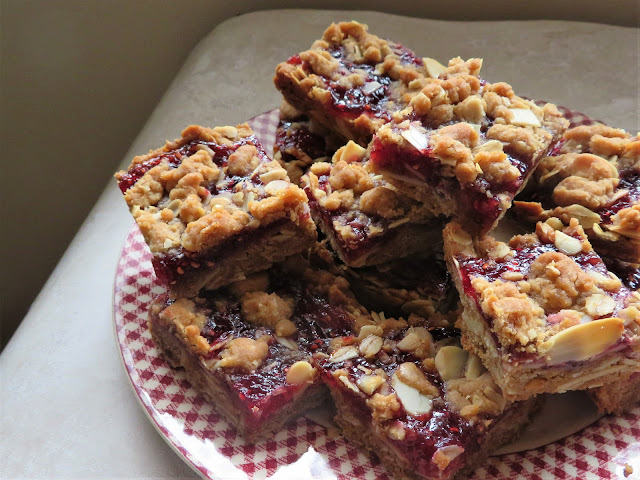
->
[113,109,640,480]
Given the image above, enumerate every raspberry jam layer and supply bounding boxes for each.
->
[317,328,480,479]
[290,43,423,120]
[156,267,353,427]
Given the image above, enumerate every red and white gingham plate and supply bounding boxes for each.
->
[113,109,640,480]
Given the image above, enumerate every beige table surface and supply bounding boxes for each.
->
[1,9,637,480]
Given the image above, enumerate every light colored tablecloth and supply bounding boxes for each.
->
[1,9,637,479]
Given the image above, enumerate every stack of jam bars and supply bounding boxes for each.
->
[116,20,639,480]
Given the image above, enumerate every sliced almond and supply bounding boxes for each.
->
[509,108,541,127]
[332,140,366,164]
[423,57,447,78]
[395,362,439,396]
[286,361,316,385]
[264,180,290,195]
[433,445,465,471]
[464,354,486,379]
[359,335,383,359]
[362,81,383,95]
[562,205,601,229]
[338,375,360,393]
[488,242,512,259]
[357,374,385,395]
[544,217,564,231]
[391,371,433,416]
[401,125,430,151]
[584,294,616,317]
[358,324,384,339]
[329,346,359,363]
[259,168,288,183]
[545,317,625,365]
[554,231,583,255]
[474,139,504,153]
[435,346,468,381]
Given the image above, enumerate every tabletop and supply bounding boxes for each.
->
[1,9,638,480]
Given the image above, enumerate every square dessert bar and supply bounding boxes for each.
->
[444,218,640,401]
[515,124,640,263]
[368,59,569,235]
[273,99,340,185]
[115,124,317,297]
[314,320,539,480]
[274,21,442,145]
[302,140,443,267]
[148,256,362,440]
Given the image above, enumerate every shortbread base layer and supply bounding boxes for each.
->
[162,219,316,297]
[590,372,640,415]
[148,316,327,441]
[458,308,640,402]
[331,387,541,480]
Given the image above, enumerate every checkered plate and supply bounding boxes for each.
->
[113,108,640,480]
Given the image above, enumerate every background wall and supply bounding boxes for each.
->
[1,0,638,349]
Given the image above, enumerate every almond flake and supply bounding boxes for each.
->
[401,126,430,151]
[509,108,541,127]
[554,231,583,255]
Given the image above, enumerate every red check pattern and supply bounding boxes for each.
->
[113,108,639,480]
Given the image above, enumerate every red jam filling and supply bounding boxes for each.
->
[456,237,633,359]
[290,43,422,120]
[316,328,482,478]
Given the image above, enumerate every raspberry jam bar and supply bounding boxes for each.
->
[515,124,640,263]
[115,124,317,296]
[368,59,568,235]
[302,140,443,267]
[273,100,339,185]
[274,21,440,145]
[444,218,640,401]
[148,257,361,440]
[315,321,539,480]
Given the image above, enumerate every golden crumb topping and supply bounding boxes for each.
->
[218,337,270,372]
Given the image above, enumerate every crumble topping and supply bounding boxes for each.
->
[518,124,639,261]
[116,124,313,256]
[240,291,297,337]
[445,372,506,419]
[218,337,270,372]
[156,298,210,355]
